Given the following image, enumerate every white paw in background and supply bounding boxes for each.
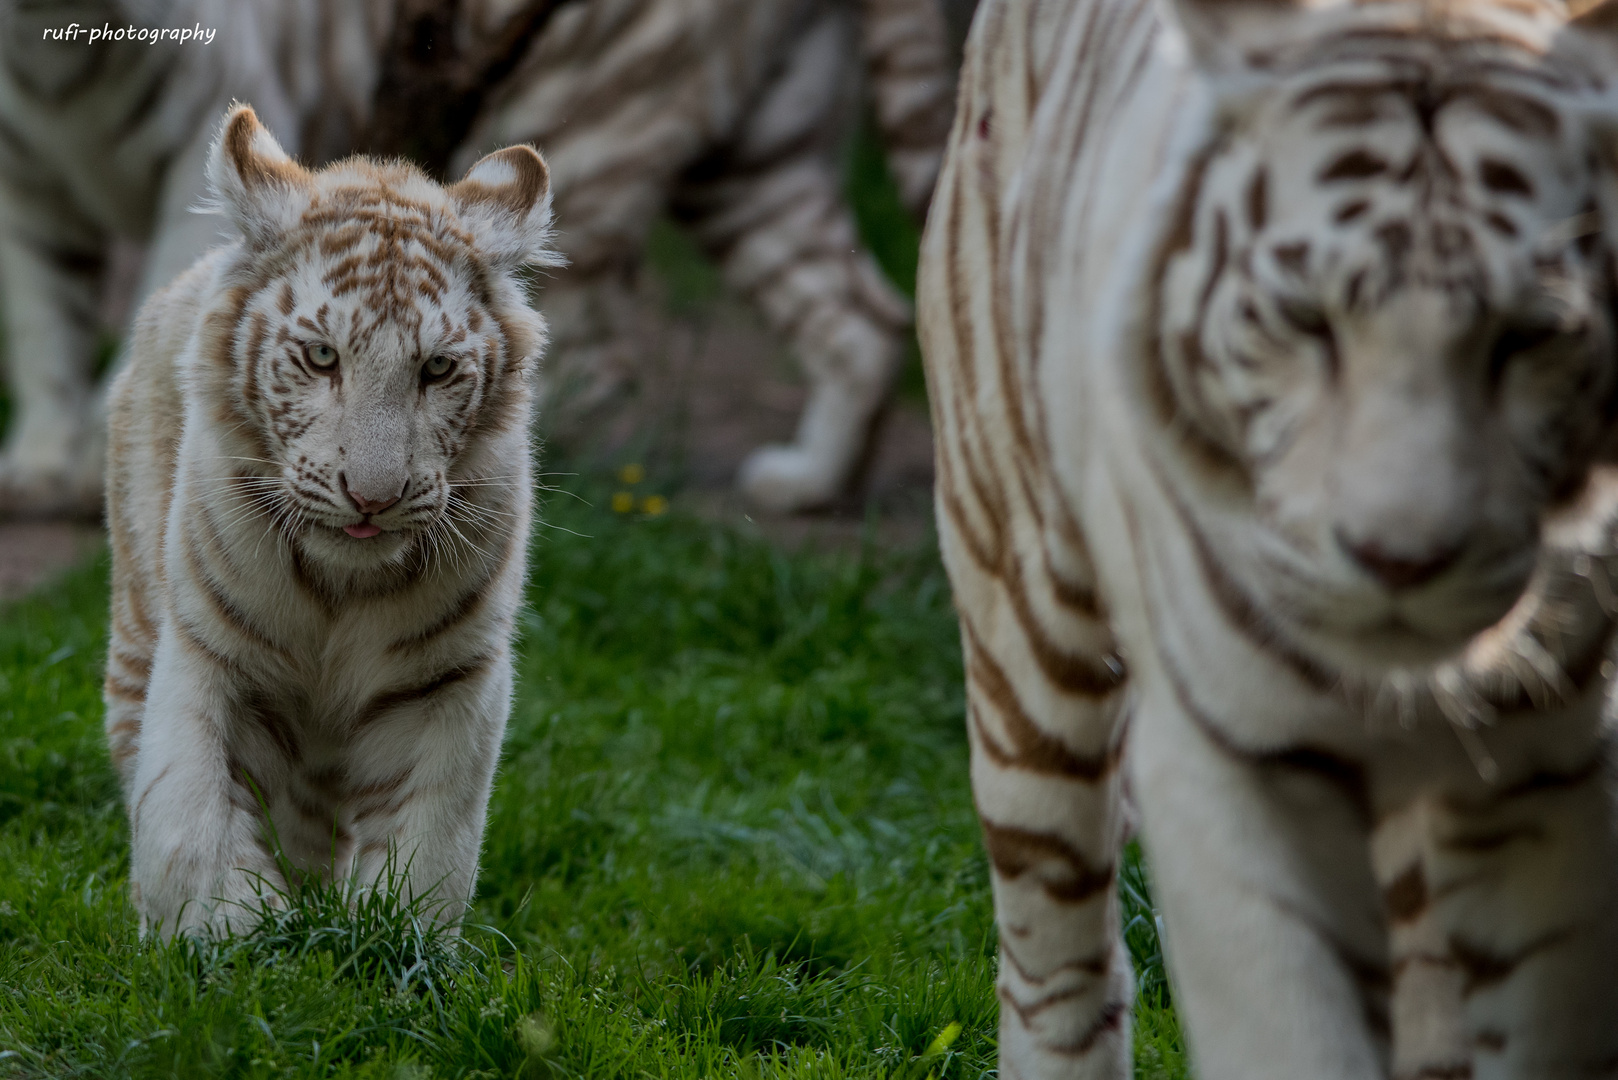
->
[0,392,107,520]
[739,444,842,513]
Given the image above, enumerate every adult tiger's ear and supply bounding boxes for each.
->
[450,145,563,270]
[1570,0,1618,35]
[1560,0,1618,76]
[1162,0,1340,78]
[206,104,312,250]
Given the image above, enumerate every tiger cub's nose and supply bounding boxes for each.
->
[342,472,404,515]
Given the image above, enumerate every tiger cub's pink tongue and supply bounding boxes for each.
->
[345,523,382,539]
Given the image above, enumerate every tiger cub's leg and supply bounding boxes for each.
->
[1130,694,1389,1080]
[127,635,285,937]
[103,538,156,803]
[0,210,106,519]
[346,657,512,928]
[671,5,912,513]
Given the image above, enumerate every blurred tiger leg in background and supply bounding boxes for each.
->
[672,0,912,513]
[0,187,106,520]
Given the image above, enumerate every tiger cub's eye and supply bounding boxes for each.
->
[422,355,455,381]
[304,343,339,370]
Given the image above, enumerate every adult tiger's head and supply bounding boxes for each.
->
[1152,0,1618,668]
[200,105,557,573]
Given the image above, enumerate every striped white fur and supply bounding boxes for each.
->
[0,0,383,518]
[456,0,950,510]
[919,0,1618,1076]
[0,0,955,518]
[104,106,553,936]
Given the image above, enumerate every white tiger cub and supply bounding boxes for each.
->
[921,0,1618,1076]
[103,105,554,936]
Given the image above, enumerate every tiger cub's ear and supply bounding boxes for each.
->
[206,104,312,250]
[450,145,562,270]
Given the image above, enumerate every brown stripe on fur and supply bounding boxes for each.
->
[109,647,152,682]
[1161,649,1370,823]
[1153,461,1339,692]
[353,654,493,728]
[1433,821,1547,853]
[1442,753,1606,813]
[132,762,174,827]
[979,816,1115,903]
[999,981,1092,1023]
[182,534,291,660]
[104,677,147,703]
[348,767,414,804]
[174,617,238,672]
[1383,862,1429,924]
[1043,1000,1128,1056]
[238,688,303,761]
[1449,928,1572,996]
[1140,143,1250,484]
[1000,551,1129,696]
[966,625,1120,779]
[1000,938,1112,982]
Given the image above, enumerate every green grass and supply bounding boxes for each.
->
[0,486,1186,1078]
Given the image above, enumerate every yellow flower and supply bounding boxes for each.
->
[640,495,668,516]
[611,491,635,513]
[618,463,645,485]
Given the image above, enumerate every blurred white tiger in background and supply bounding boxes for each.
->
[920,0,1618,1076]
[106,106,552,935]
[0,0,957,519]
[0,0,383,518]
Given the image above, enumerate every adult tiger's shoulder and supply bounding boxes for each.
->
[920,0,1618,1075]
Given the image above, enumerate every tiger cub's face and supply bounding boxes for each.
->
[1160,58,1618,668]
[206,108,553,573]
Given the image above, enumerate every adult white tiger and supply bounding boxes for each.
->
[105,105,553,935]
[919,0,1618,1076]
[0,0,955,519]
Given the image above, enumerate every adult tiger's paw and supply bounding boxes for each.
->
[739,444,842,513]
[0,447,104,521]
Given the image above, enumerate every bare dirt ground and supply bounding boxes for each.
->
[0,521,102,602]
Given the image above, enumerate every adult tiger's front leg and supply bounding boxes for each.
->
[961,590,1135,1079]
[1129,682,1390,1080]
[0,210,107,520]
[671,1,912,513]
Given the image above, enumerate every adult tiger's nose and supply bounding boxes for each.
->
[1335,528,1463,591]
[341,472,404,515]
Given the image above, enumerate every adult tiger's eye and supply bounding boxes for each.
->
[304,343,339,370]
[422,354,454,381]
